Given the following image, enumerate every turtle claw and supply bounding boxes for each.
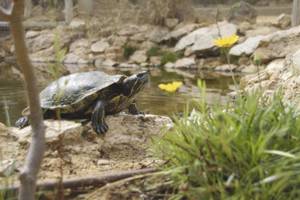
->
[15,116,29,128]
[94,122,108,135]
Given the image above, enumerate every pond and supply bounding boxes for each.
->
[0,64,238,126]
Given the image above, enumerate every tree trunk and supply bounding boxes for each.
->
[292,0,300,26]
[0,1,46,200]
[64,0,73,24]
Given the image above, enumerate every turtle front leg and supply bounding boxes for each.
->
[128,102,144,115]
[91,100,109,134]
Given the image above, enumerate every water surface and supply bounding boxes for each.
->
[0,64,238,126]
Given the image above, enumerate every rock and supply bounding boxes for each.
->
[215,64,238,72]
[112,36,128,47]
[149,56,161,66]
[230,35,265,56]
[64,63,93,74]
[0,159,17,177]
[94,57,105,68]
[70,39,90,52]
[27,29,83,54]
[25,30,40,39]
[119,63,139,68]
[12,120,84,147]
[290,49,300,74]
[228,1,257,24]
[91,40,110,53]
[0,122,10,136]
[230,26,300,58]
[147,27,169,43]
[69,19,85,29]
[64,53,89,64]
[162,23,199,43]
[174,57,196,69]
[130,33,146,42]
[118,25,145,37]
[164,62,175,68]
[175,21,237,54]
[274,14,291,29]
[102,114,173,150]
[27,31,54,52]
[253,48,275,64]
[12,114,173,152]
[103,59,118,67]
[164,18,179,29]
[239,64,259,74]
[265,59,285,76]
[238,22,252,35]
[245,26,279,38]
[129,50,147,64]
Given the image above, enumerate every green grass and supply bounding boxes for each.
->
[123,44,137,60]
[146,46,161,57]
[161,51,181,66]
[154,87,300,200]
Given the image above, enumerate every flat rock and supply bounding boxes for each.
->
[274,14,291,29]
[25,30,40,39]
[174,57,196,69]
[230,35,265,56]
[12,120,84,147]
[11,114,173,151]
[164,18,179,29]
[215,64,238,72]
[162,24,199,42]
[91,40,110,53]
[69,19,85,29]
[230,26,300,58]
[129,50,147,64]
[175,21,237,54]
[147,27,169,43]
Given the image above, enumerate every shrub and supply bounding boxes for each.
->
[146,46,161,57]
[160,51,181,65]
[154,88,300,200]
[123,44,137,60]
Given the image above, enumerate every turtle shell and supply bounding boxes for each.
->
[39,71,126,113]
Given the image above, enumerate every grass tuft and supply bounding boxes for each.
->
[154,89,300,200]
[123,44,137,60]
[161,51,181,66]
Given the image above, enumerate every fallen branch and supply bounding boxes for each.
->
[1,168,157,194]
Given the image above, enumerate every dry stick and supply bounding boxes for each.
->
[1,168,157,194]
[0,1,46,200]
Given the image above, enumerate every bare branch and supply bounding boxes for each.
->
[6,0,45,200]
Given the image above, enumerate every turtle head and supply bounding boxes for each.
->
[122,71,149,97]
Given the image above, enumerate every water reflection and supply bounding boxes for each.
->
[0,64,238,126]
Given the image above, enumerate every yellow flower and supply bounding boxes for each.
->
[158,81,183,93]
[214,34,239,48]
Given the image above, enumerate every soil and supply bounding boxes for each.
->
[0,114,171,199]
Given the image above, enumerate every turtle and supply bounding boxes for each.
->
[15,71,149,134]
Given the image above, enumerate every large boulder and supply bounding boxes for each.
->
[175,21,237,55]
[230,26,300,59]
[162,24,199,43]
[91,40,110,53]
